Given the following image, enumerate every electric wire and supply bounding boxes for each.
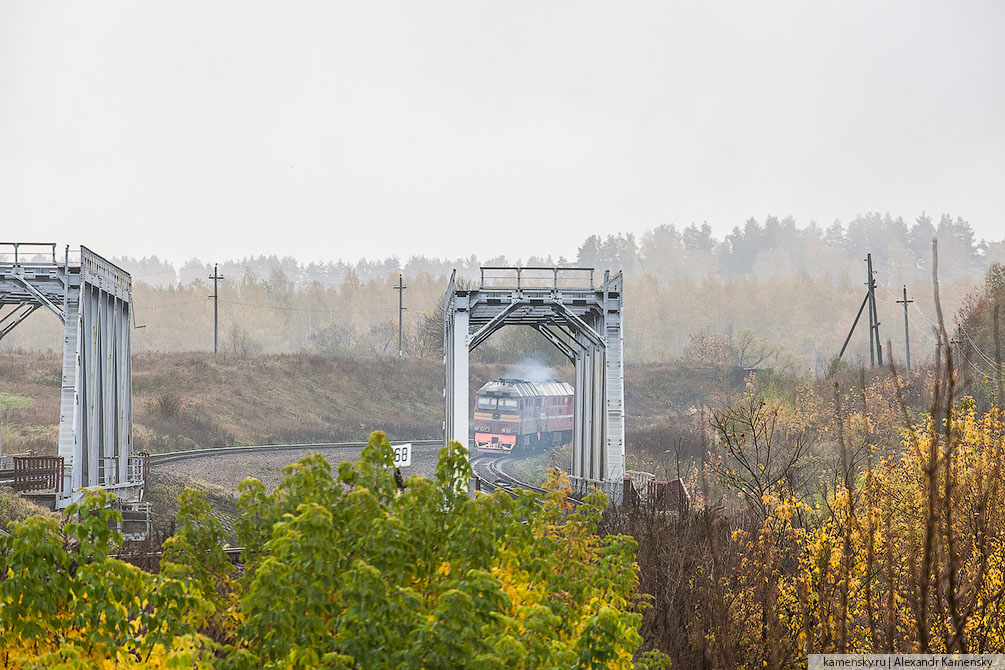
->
[217,298,395,316]
[962,353,998,380]
[132,299,211,312]
[873,260,985,279]
[874,284,940,343]
[957,321,1002,370]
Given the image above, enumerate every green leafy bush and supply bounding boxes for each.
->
[0,431,666,669]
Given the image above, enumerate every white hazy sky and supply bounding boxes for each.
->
[2,1,1003,265]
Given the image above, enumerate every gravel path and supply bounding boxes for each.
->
[154,443,444,492]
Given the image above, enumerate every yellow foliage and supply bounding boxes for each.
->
[726,402,1005,664]
[1,635,216,669]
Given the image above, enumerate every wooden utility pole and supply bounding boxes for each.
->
[896,285,913,374]
[393,274,407,357]
[209,264,224,356]
[837,253,888,368]
[866,253,883,366]
[949,325,961,369]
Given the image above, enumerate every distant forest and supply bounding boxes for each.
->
[5,212,1002,374]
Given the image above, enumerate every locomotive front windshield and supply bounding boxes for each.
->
[476,396,518,410]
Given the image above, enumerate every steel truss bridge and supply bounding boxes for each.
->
[443,266,626,488]
[0,243,145,528]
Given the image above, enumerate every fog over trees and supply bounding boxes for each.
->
[4,212,1001,374]
[117,211,994,289]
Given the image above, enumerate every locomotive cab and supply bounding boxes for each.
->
[473,378,574,455]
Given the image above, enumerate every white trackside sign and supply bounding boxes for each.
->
[393,443,412,467]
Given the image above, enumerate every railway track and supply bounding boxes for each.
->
[469,452,585,507]
[148,440,556,502]
[146,439,443,466]
[470,454,545,495]
[147,440,547,494]
[3,441,557,503]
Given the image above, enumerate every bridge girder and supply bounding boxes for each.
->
[443,267,625,482]
[0,243,140,508]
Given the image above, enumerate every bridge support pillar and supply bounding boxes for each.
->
[444,292,469,446]
[1,244,141,510]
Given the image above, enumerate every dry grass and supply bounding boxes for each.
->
[144,470,240,540]
[0,351,61,453]
[2,351,580,454]
[0,489,59,530]
[3,350,754,472]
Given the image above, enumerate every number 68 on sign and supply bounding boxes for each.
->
[393,443,412,467]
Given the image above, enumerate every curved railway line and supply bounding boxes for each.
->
[145,440,554,500]
[2,441,565,503]
[470,454,545,495]
[145,440,443,466]
[115,445,566,565]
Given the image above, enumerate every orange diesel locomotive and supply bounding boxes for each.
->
[473,379,574,454]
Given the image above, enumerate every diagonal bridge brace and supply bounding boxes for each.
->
[549,301,604,348]
[0,303,41,341]
[532,324,578,362]
[468,299,526,351]
[12,273,65,323]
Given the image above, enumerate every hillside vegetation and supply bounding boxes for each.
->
[0,351,533,453]
[0,351,747,459]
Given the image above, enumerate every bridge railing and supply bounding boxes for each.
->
[0,243,85,269]
[131,452,150,483]
[13,456,64,493]
[626,469,655,488]
[479,266,596,291]
[97,456,147,487]
[564,470,690,512]
[644,479,691,513]
[566,474,625,505]
[0,242,57,265]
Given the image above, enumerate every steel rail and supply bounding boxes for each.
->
[4,443,570,505]
[470,453,584,507]
[146,439,443,466]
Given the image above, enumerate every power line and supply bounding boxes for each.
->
[958,321,1001,370]
[873,284,941,343]
[133,268,180,278]
[872,260,985,279]
[216,299,396,316]
[134,299,211,312]
[905,305,941,344]
[961,350,997,380]
[909,302,949,340]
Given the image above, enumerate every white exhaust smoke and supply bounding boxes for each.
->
[504,358,558,382]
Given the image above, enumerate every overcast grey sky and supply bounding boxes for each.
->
[2,1,1003,265]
